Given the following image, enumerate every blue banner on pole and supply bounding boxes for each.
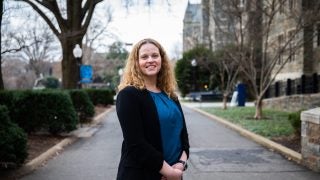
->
[80,65,93,83]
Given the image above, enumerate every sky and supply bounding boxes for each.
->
[99,0,200,58]
[6,0,200,60]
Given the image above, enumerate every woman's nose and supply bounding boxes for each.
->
[146,56,155,62]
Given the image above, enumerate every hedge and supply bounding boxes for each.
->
[84,89,114,106]
[288,110,302,135]
[0,105,27,168]
[68,89,95,123]
[0,90,78,134]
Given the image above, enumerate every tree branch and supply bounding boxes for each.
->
[81,0,103,32]
[35,0,67,31]
[18,0,60,36]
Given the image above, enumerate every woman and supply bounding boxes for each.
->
[116,38,190,180]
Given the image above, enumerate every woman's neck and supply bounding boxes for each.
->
[144,77,160,92]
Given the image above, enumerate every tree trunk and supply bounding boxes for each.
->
[61,38,82,89]
[223,94,228,110]
[0,59,4,90]
[17,0,103,89]
[0,0,4,90]
[254,97,263,119]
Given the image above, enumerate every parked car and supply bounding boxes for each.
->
[186,90,228,102]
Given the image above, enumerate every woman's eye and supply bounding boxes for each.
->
[140,55,148,60]
[152,54,159,58]
[140,54,159,60]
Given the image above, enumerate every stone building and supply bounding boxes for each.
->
[183,0,239,52]
[183,0,319,95]
[267,0,320,81]
[183,1,202,52]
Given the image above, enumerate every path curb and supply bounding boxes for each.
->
[5,106,114,179]
[188,106,302,164]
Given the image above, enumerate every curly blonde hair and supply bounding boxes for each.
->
[118,38,177,99]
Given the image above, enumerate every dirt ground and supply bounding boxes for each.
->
[271,134,301,153]
[25,105,109,163]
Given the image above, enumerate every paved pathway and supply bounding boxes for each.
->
[20,105,320,180]
[182,105,319,180]
[21,108,121,180]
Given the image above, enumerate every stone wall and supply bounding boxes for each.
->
[263,93,320,112]
[301,108,320,172]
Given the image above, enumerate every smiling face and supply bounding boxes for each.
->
[138,43,162,80]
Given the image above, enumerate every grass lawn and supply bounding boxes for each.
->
[200,107,295,138]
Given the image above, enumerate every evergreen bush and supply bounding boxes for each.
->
[288,110,302,135]
[0,90,16,116]
[44,76,60,89]
[14,90,78,134]
[0,105,27,168]
[84,89,114,106]
[68,90,95,123]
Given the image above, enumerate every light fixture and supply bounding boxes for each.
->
[118,68,123,76]
[191,59,197,67]
[73,44,82,58]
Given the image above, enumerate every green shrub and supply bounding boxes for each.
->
[44,76,60,89]
[84,89,114,106]
[14,90,78,134]
[288,110,302,135]
[0,90,16,115]
[0,105,27,168]
[0,90,32,128]
[68,90,95,123]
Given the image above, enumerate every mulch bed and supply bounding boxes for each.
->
[25,134,66,163]
[26,105,110,163]
[271,134,301,153]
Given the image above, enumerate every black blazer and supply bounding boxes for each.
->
[116,86,190,180]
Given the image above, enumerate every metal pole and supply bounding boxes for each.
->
[78,58,81,89]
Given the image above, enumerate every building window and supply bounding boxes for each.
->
[317,23,320,47]
[288,43,295,62]
[288,30,296,62]
[278,34,284,64]
[279,0,285,14]
[289,0,296,11]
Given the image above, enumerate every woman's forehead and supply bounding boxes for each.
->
[139,43,159,53]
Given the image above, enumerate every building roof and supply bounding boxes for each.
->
[183,2,201,24]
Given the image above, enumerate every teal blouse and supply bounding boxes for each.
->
[149,91,183,165]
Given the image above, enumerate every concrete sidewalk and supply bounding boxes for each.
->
[181,105,319,180]
[11,104,320,179]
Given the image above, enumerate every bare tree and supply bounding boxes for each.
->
[205,0,243,109]
[2,57,35,89]
[17,21,58,78]
[16,0,104,89]
[215,47,241,110]
[211,0,320,119]
[82,4,113,65]
[1,0,27,89]
[1,0,6,89]
[245,0,320,119]
[15,0,172,89]
[226,0,319,119]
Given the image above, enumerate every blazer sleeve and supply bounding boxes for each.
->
[116,87,164,172]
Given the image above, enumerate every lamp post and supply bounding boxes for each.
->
[191,59,197,91]
[118,68,123,84]
[73,44,82,89]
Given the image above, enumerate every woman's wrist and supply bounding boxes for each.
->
[160,161,173,176]
[177,159,188,171]
[160,161,183,177]
[180,151,187,161]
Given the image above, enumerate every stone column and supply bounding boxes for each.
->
[301,108,320,172]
